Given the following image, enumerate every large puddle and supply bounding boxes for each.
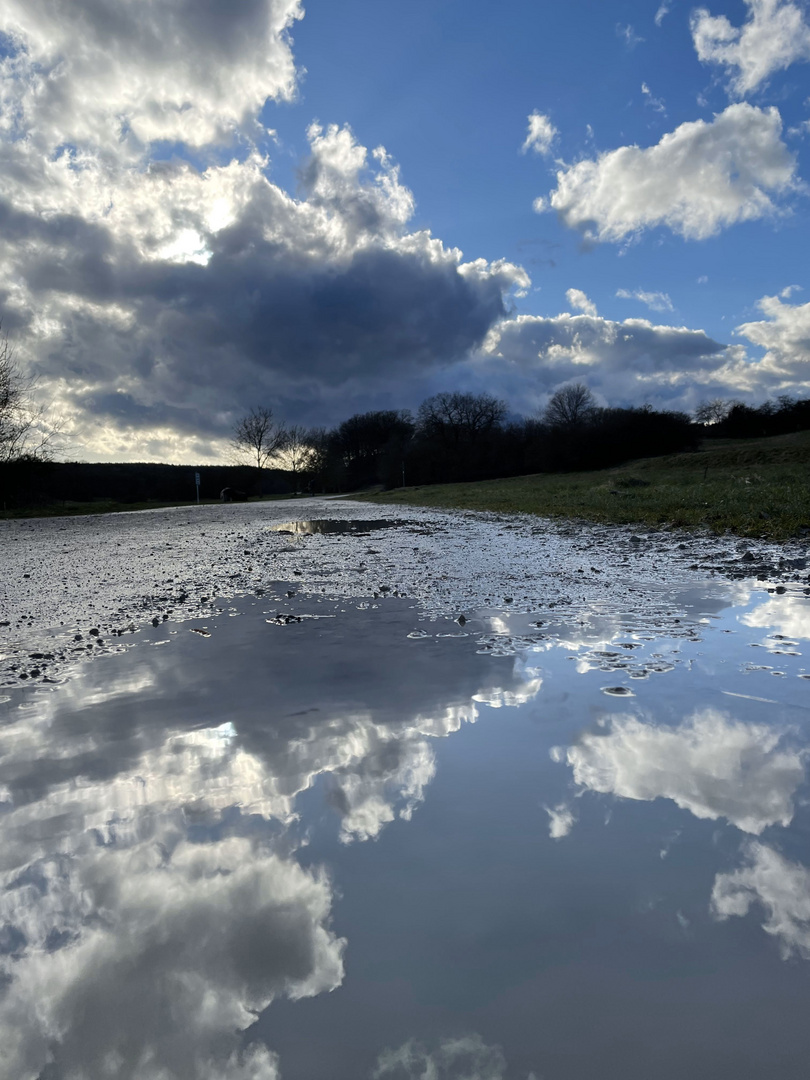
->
[1,576,810,1078]
[269,519,402,535]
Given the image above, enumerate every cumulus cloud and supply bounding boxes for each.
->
[691,0,810,97]
[0,0,304,151]
[0,2,528,462]
[554,709,804,834]
[616,288,674,312]
[476,309,739,414]
[544,103,796,242]
[374,1034,507,1080]
[565,288,598,316]
[521,111,558,155]
[712,842,810,958]
[734,293,810,383]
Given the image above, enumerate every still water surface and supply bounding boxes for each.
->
[1,569,809,1078]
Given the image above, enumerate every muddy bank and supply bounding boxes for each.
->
[1,498,808,686]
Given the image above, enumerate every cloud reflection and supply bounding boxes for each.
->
[553,708,804,834]
[712,841,810,960]
[374,1034,508,1080]
[0,599,542,1075]
[0,835,344,1080]
[741,595,810,641]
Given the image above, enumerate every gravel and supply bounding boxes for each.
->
[1,497,808,687]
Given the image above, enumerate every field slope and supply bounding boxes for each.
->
[359,432,810,541]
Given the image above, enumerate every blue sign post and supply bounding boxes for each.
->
[195,472,200,504]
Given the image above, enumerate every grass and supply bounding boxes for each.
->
[357,431,810,542]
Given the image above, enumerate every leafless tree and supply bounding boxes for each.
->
[543,382,597,427]
[0,325,62,462]
[231,407,287,474]
[417,392,507,443]
[693,399,731,426]
[276,424,317,490]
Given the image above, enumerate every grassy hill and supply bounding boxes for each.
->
[358,431,810,542]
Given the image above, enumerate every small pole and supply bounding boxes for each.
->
[195,471,201,504]
[401,461,405,487]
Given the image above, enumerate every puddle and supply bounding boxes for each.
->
[1,581,810,1078]
[269,518,401,535]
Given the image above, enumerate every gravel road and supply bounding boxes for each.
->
[2,498,807,686]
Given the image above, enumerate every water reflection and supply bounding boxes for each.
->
[0,593,539,1078]
[712,842,810,959]
[552,708,804,835]
[269,519,401,535]
[1,579,810,1078]
[0,835,342,1080]
[741,593,810,641]
[373,1035,507,1080]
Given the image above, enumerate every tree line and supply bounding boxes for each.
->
[694,395,810,440]
[4,307,810,507]
[232,385,702,493]
[237,385,810,494]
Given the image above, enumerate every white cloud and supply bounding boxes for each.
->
[691,0,810,97]
[641,82,667,114]
[735,293,810,382]
[616,23,645,48]
[0,0,304,151]
[566,288,598,316]
[555,709,804,834]
[712,842,810,958]
[0,126,526,461]
[544,103,796,242]
[546,802,576,839]
[521,111,558,155]
[616,288,674,312]
[0,1,530,461]
[655,3,672,27]
[477,310,739,414]
[374,1035,507,1080]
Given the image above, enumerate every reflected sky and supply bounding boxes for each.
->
[1,580,810,1078]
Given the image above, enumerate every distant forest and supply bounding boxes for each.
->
[2,389,809,510]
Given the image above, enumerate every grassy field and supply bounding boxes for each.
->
[357,432,810,542]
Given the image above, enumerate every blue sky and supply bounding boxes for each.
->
[1,0,809,461]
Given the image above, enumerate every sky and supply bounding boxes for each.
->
[1,0,810,463]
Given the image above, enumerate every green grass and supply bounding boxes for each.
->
[357,432,810,542]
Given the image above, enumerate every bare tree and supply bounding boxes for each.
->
[275,424,316,491]
[417,392,507,444]
[231,407,286,484]
[0,325,62,461]
[543,382,597,427]
[693,399,731,426]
